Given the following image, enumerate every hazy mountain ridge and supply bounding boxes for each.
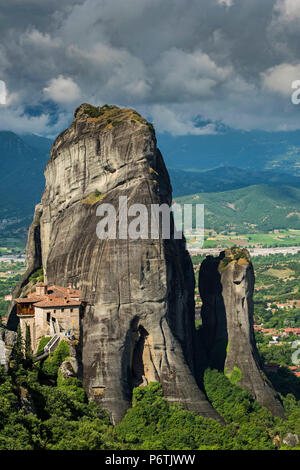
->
[176,184,300,233]
[159,129,300,176]
[170,166,300,197]
[0,131,52,217]
[1,129,300,239]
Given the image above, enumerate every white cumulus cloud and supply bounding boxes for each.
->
[154,48,232,101]
[217,0,233,8]
[24,29,62,48]
[151,105,217,136]
[44,75,81,103]
[1,0,300,135]
[262,63,300,96]
[274,0,300,22]
[0,80,6,104]
[0,105,69,137]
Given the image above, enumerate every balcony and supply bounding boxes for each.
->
[17,303,35,316]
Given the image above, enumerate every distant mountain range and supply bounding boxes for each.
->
[169,166,300,197]
[0,131,52,216]
[0,129,300,240]
[158,129,300,176]
[175,184,300,233]
[0,131,52,239]
[161,129,300,233]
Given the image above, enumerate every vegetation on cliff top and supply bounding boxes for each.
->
[219,246,251,272]
[79,103,154,133]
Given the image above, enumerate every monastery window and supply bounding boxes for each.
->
[47,312,50,323]
[71,308,73,312]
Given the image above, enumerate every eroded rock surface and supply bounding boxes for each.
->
[7,204,42,330]
[283,433,299,447]
[8,104,220,423]
[199,247,285,418]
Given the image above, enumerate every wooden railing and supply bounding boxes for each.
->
[33,335,60,363]
[17,304,35,316]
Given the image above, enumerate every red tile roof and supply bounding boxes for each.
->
[34,297,81,308]
[15,285,82,309]
[14,296,45,303]
[47,285,81,298]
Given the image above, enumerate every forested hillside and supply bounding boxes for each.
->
[0,334,299,450]
[176,185,300,233]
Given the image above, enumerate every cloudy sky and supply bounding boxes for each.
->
[0,0,300,137]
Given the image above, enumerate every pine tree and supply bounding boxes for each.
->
[25,324,33,369]
[13,323,24,368]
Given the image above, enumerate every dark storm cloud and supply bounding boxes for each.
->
[0,0,299,136]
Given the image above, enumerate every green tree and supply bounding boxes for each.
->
[40,340,70,379]
[24,324,33,369]
[13,324,24,368]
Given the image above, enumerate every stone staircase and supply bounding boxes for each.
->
[33,334,60,362]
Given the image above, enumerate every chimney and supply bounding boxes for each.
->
[36,283,48,296]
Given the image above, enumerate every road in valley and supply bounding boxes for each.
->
[188,246,300,257]
[1,247,300,263]
[0,254,26,263]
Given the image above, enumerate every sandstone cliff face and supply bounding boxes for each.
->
[199,247,285,418]
[7,204,42,330]
[9,104,219,423]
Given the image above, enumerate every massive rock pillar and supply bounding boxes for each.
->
[199,247,285,418]
[8,104,220,423]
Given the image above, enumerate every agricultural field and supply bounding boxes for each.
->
[0,237,26,255]
[185,229,300,250]
[0,259,25,320]
[253,252,300,328]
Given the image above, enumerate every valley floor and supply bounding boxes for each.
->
[189,245,300,257]
[185,229,300,252]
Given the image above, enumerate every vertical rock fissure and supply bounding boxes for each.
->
[199,248,285,419]
[131,325,148,388]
